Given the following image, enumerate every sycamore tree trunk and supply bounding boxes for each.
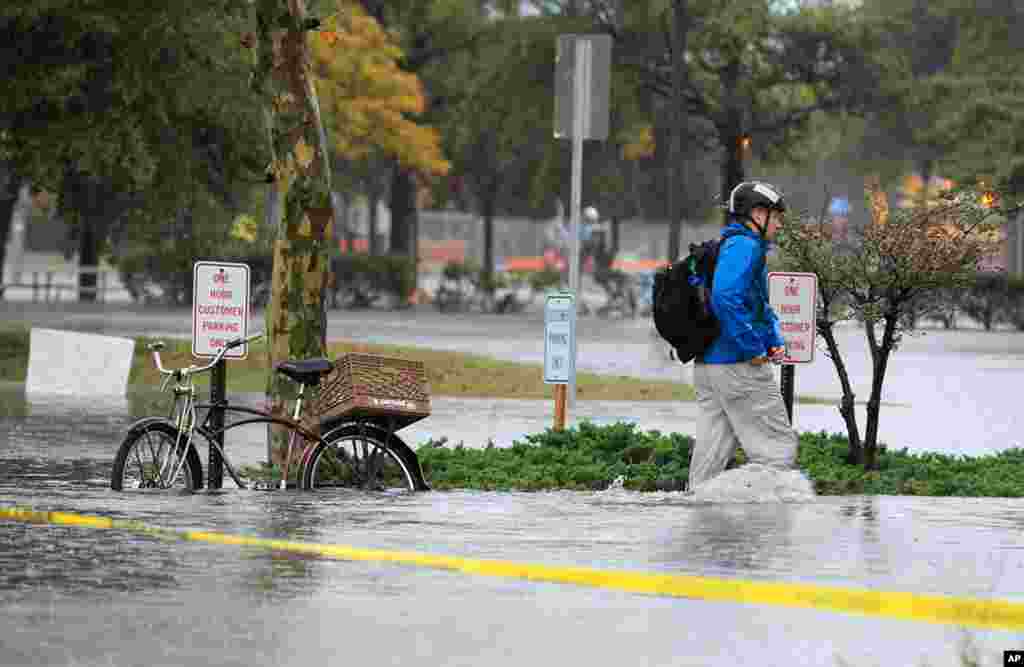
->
[252,0,334,468]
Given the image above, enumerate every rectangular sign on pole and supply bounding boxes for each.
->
[192,261,251,359]
[544,291,576,384]
[553,34,611,141]
[768,272,818,364]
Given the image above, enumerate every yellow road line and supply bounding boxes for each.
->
[3,504,1023,631]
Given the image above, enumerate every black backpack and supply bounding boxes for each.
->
[652,230,743,363]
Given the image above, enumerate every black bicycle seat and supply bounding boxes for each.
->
[274,358,335,386]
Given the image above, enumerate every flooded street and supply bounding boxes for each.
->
[10,302,1024,455]
[2,386,1024,666]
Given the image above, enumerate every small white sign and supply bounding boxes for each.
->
[544,292,576,384]
[768,272,817,364]
[193,261,250,359]
[26,328,135,397]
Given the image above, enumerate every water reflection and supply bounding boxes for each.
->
[2,382,1024,608]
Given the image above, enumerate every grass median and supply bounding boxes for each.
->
[0,325,848,404]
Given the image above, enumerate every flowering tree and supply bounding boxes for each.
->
[776,185,1004,469]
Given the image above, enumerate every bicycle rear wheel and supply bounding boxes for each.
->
[111,420,204,491]
[302,422,427,492]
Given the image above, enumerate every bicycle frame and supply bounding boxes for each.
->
[147,333,329,490]
[189,403,329,489]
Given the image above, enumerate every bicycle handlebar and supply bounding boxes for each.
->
[149,332,264,379]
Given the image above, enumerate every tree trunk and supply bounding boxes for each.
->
[720,124,744,224]
[862,313,898,470]
[254,0,335,470]
[368,189,381,256]
[389,163,416,260]
[481,181,498,294]
[720,62,744,224]
[818,319,862,464]
[0,170,21,299]
[665,0,688,262]
[610,215,620,258]
[917,159,933,209]
[78,213,99,302]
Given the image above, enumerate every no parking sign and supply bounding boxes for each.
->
[768,272,817,364]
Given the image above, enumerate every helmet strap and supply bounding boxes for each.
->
[739,212,768,237]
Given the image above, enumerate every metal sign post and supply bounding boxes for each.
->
[193,260,250,488]
[768,272,818,424]
[554,33,610,411]
[544,291,576,430]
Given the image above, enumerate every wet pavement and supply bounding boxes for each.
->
[2,387,1024,666]
[4,304,1024,665]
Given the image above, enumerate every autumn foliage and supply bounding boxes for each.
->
[312,1,449,177]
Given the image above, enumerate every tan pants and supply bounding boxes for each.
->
[688,362,798,490]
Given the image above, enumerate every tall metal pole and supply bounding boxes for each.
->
[569,38,590,413]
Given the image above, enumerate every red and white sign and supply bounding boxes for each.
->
[192,261,250,359]
[768,272,817,364]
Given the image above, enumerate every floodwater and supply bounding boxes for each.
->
[10,302,1024,455]
[2,387,1024,666]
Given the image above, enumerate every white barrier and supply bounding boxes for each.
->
[26,328,135,397]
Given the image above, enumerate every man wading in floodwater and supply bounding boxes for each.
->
[688,181,800,491]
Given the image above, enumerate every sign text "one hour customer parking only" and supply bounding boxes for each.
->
[192,261,251,359]
[768,272,817,364]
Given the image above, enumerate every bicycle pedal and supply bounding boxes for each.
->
[250,480,276,491]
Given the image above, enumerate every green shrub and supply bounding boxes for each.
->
[417,424,1024,497]
[417,422,693,491]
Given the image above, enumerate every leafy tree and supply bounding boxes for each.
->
[777,186,1003,470]
[311,4,448,176]
[312,2,449,258]
[354,0,491,266]
[0,1,265,299]
[849,2,1024,208]
[526,1,880,259]
[439,14,561,290]
[927,2,1024,195]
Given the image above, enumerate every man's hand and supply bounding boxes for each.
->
[751,347,786,366]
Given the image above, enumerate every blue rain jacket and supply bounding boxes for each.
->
[700,220,785,364]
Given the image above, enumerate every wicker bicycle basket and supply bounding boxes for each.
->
[312,353,431,431]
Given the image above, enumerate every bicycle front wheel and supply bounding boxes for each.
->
[111,420,204,492]
[302,423,427,492]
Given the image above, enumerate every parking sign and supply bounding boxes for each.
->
[193,261,251,359]
[768,272,817,364]
[544,292,576,384]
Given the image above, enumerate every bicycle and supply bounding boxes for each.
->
[110,333,429,493]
